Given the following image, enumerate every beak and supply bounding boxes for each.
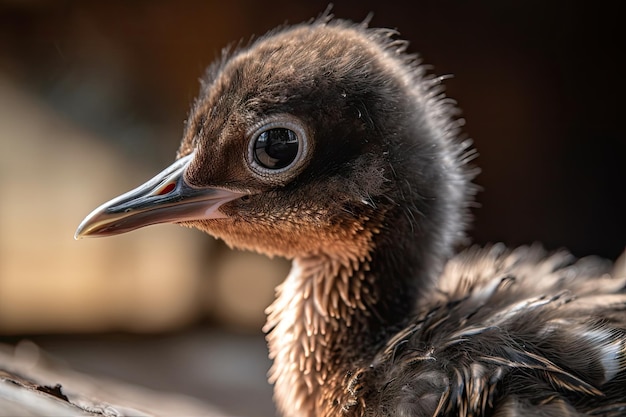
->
[75,152,244,239]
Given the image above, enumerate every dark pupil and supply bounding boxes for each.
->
[254,128,299,169]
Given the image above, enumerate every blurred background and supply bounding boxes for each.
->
[0,1,624,416]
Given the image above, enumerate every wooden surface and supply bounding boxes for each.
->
[0,342,238,417]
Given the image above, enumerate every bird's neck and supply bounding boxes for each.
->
[263,123,474,416]
[264,212,434,417]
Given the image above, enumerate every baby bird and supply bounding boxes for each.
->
[76,14,626,417]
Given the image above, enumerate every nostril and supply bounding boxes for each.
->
[156,182,176,196]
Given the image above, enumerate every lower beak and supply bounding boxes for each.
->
[75,153,244,239]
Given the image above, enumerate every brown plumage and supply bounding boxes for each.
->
[75,12,626,417]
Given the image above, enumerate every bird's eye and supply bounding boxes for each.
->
[247,116,310,179]
[253,128,299,169]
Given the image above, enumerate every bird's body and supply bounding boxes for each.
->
[76,14,626,417]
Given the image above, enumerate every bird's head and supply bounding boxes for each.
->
[76,18,475,263]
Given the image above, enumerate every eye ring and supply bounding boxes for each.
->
[247,115,310,177]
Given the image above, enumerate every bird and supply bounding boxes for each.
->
[75,13,626,417]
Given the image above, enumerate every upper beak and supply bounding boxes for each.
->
[75,152,244,239]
